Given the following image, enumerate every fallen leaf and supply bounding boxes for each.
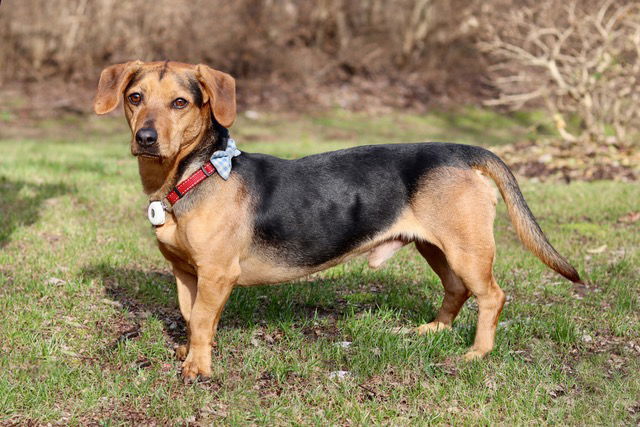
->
[115,328,140,344]
[329,370,351,380]
[137,358,151,369]
[618,212,640,223]
[484,378,497,391]
[548,385,566,398]
[586,245,607,254]
[101,298,123,308]
[201,402,229,418]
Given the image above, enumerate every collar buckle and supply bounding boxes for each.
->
[201,163,213,177]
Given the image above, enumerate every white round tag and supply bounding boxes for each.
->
[147,201,166,226]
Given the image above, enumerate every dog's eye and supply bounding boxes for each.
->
[128,92,142,105]
[172,98,188,109]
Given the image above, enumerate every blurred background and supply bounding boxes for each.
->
[0,0,638,178]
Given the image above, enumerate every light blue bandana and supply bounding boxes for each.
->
[210,138,241,180]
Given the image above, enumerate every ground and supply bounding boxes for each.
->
[0,109,638,424]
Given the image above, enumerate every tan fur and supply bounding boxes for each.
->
[94,61,562,380]
[472,159,581,282]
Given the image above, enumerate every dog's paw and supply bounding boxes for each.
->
[462,349,486,362]
[181,350,212,382]
[181,359,212,382]
[415,321,451,335]
[175,345,188,361]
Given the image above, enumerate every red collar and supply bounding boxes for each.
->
[166,161,216,205]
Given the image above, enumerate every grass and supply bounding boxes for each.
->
[0,108,638,424]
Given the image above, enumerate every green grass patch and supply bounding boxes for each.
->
[0,109,638,424]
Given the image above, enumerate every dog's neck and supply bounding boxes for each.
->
[137,116,229,201]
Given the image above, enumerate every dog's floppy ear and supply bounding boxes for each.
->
[195,64,236,128]
[94,61,142,115]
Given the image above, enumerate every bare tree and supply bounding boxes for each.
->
[480,0,640,143]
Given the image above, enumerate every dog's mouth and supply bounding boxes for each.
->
[132,150,164,161]
[136,152,162,160]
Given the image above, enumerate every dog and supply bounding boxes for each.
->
[94,60,581,381]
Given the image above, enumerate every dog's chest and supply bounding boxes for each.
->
[154,215,192,265]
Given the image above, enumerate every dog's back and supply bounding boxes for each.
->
[234,142,475,266]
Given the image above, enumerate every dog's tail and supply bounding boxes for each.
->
[466,146,582,284]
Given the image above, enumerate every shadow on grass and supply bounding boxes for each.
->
[82,261,439,346]
[0,176,74,248]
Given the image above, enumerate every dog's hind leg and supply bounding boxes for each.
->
[433,191,505,360]
[415,242,470,334]
[412,167,505,359]
[446,245,505,361]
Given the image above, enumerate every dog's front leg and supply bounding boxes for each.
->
[181,265,237,381]
[173,266,197,361]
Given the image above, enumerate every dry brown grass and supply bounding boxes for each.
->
[0,0,484,109]
[4,0,639,140]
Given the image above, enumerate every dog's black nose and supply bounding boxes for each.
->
[135,128,158,147]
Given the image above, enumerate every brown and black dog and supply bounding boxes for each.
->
[94,61,581,381]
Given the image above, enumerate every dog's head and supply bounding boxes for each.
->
[94,61,235,162]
